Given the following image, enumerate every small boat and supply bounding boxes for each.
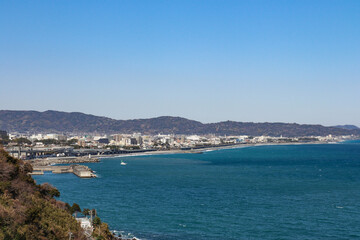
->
[120,161,127,166]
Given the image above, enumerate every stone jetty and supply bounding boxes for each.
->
[28,156,100,167]
[30,164,97,178]
[28,156,99,178]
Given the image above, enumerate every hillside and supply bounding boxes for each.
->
[0,110,359,137]
[333,125,360,130]
[0,149,115,240]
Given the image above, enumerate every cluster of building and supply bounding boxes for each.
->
[1,129,357,160]
[2,131,354,150]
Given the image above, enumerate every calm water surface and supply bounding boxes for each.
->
[34,142,360,239]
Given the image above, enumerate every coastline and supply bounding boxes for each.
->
[98,141,326,160]
[29,141,331,166]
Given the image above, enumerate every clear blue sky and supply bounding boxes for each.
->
[1,0,359,126]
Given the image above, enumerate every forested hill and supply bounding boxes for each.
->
[0,149,86,239]
[0,110,359,137]
[0,149,115,240]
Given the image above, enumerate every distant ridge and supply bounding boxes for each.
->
[333,125,360,130]
[0,110,359,137]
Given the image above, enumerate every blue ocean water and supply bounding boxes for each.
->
[33,143,360,240]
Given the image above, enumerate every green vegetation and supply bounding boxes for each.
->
[12,137,32,145]
[0,148,116,240]
[122,145,140,150]
[70,203,81,214]
[0,148,85,239]
[67,139,78,145]
[36,139,61,145]
[92,216,101,226]
[107,145,120,150]
[82,208,90,217]
[91,217,114,240]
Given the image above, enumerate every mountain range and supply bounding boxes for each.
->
[0,110,359,137]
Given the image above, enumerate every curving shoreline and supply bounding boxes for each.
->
[98,141,327,160]
[27,141,331,166]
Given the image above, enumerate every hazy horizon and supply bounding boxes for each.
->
[1,1,359,126]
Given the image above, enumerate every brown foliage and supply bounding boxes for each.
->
[0,149,86,240]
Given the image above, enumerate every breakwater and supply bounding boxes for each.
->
[30,164,96,178]
[27,156,100,166]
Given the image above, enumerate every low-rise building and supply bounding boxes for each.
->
[76,217,93,234]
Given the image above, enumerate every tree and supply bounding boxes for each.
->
[67,139,78,145]
[65,203,72,213]
[70,203,81,217]
[12,137,31,145]
[92,216,101,227]
[82,208,90,217]
[40,183,60,198]
[40,139,59,145]
[91,208,97,217]
[92,216,102,238]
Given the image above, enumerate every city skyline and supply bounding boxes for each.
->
[1,0,360,126]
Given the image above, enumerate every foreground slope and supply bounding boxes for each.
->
[0,148,87,239]
[1,148,123,239]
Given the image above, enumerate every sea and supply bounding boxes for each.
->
[33,141,360,240]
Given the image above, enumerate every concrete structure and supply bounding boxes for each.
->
[76,217,93,229]
[76,217,93,237]
[30,165,96,178]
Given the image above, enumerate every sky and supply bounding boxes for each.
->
[1,0,359,126]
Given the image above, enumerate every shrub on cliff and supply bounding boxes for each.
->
[0,149,86,240]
